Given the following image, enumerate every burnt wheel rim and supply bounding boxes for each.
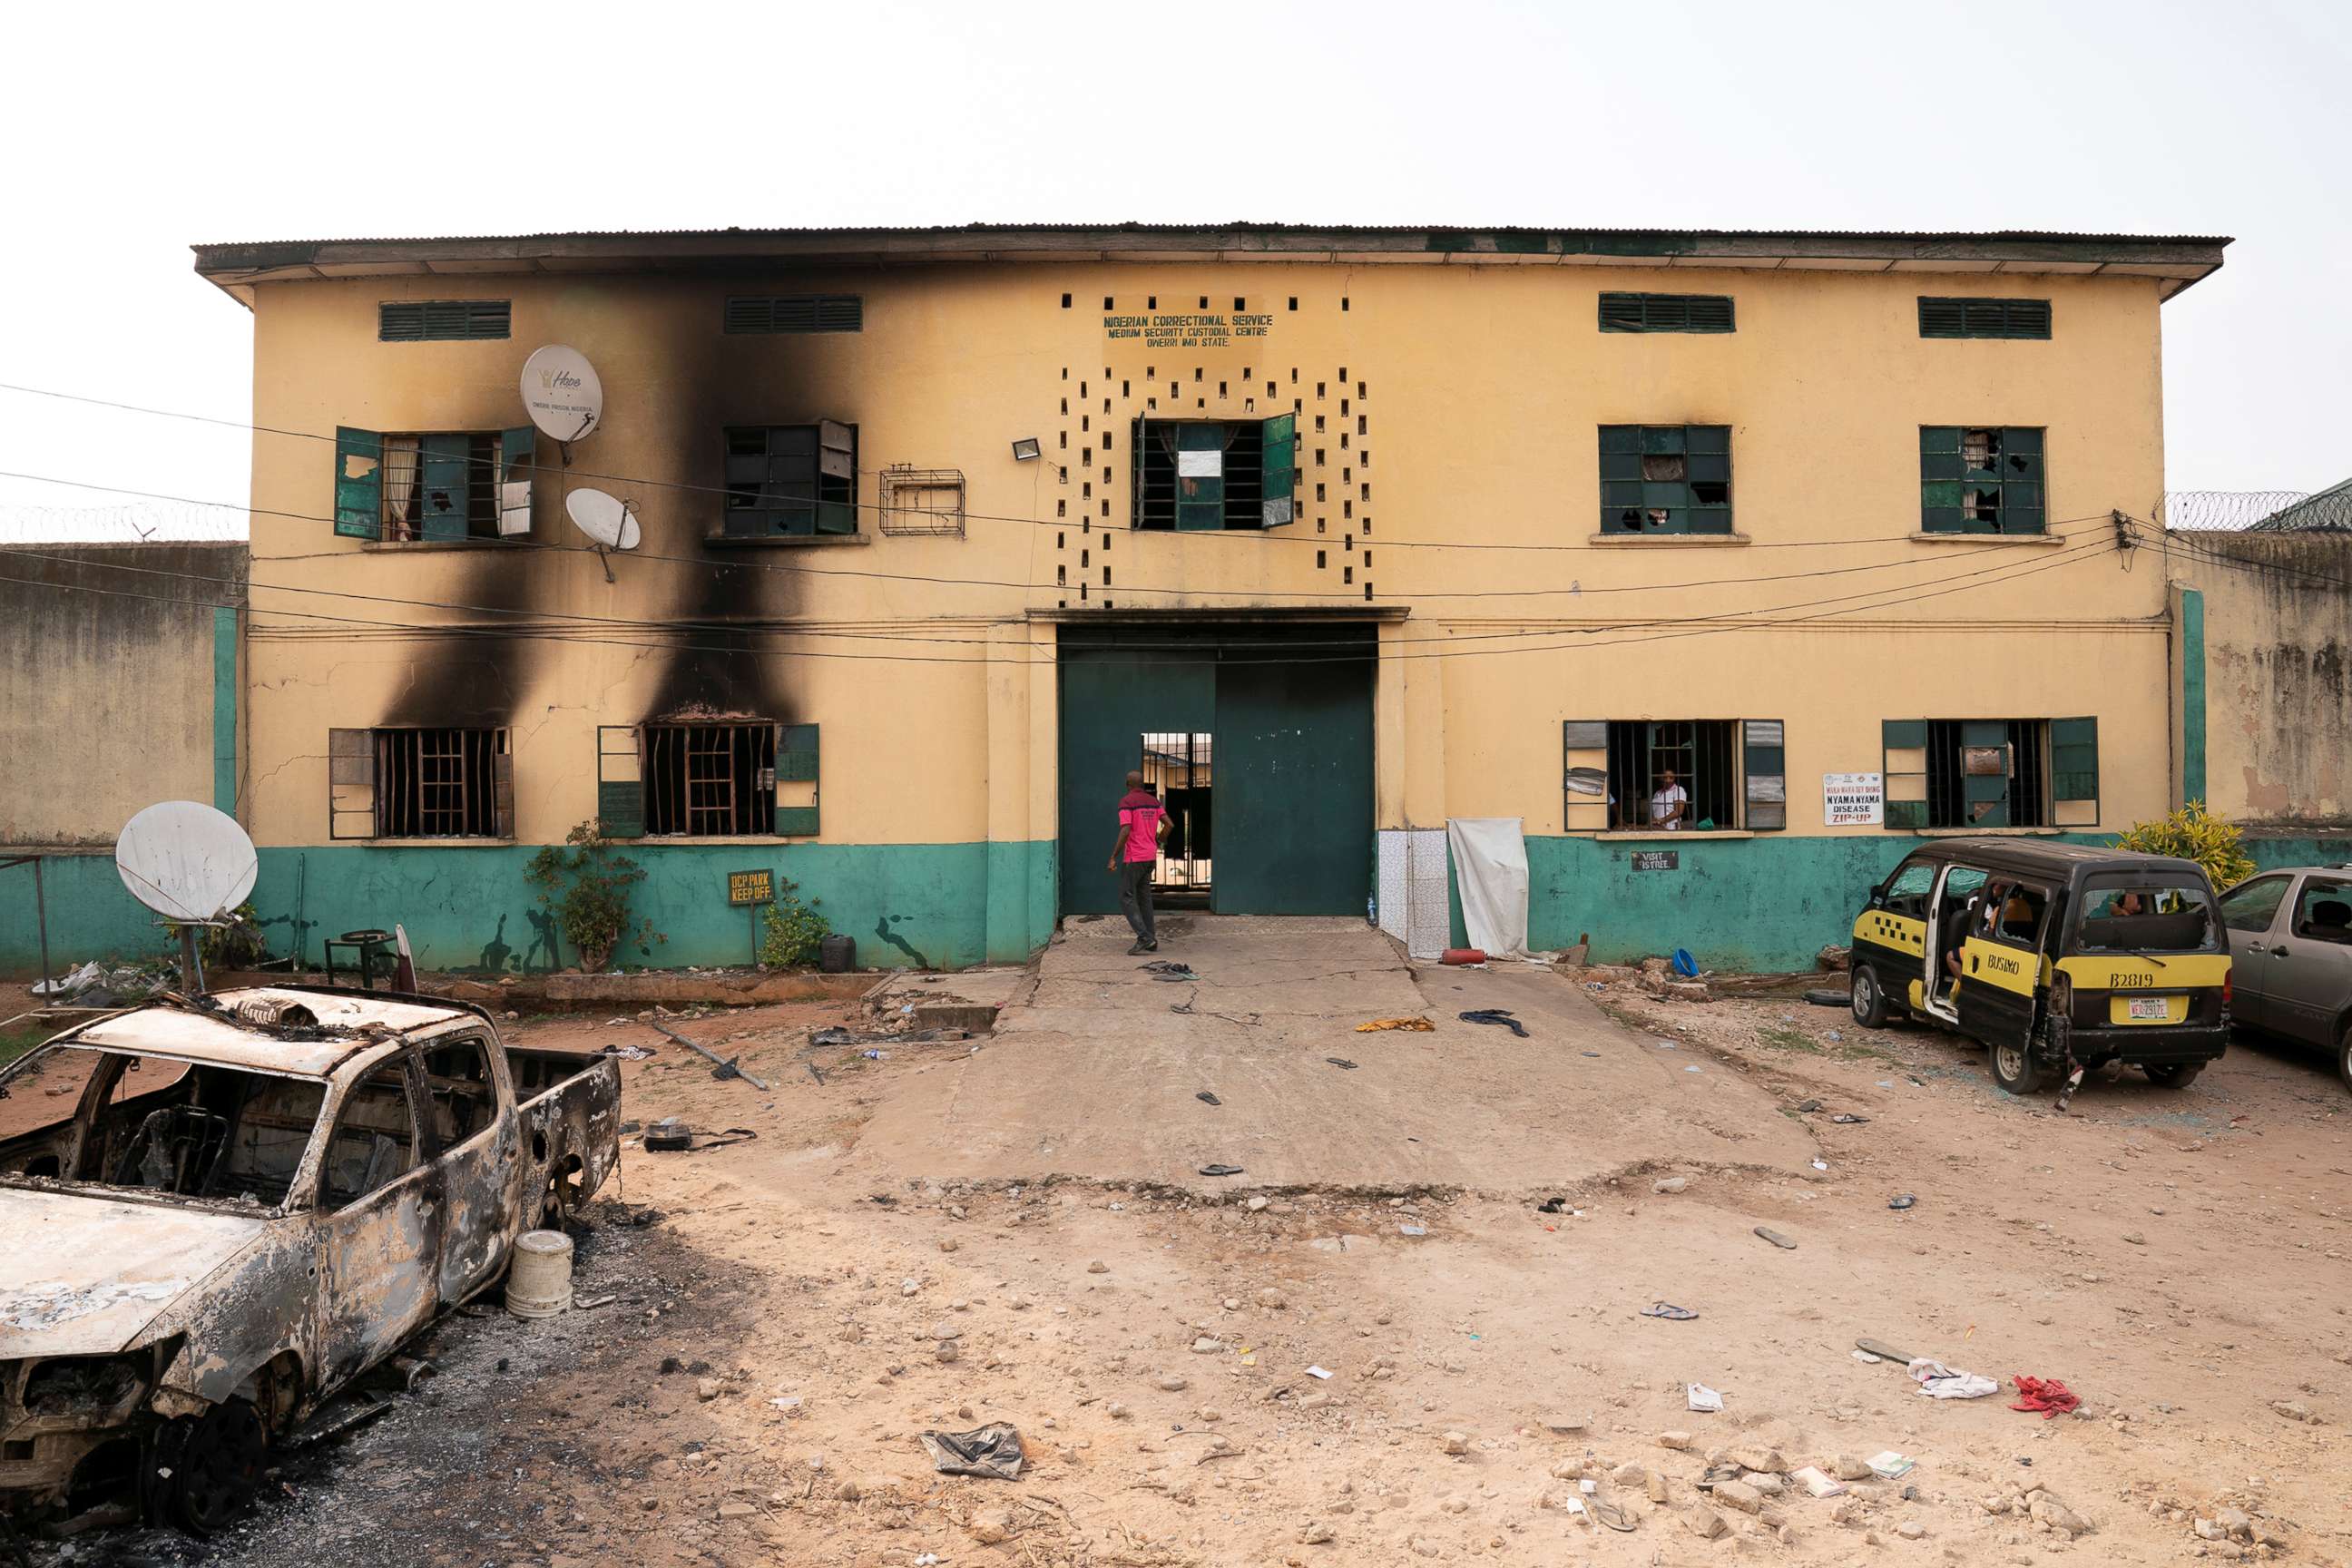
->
[177,1406,266,1533]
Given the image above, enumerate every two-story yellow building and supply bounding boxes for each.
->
[183,223,2229,972]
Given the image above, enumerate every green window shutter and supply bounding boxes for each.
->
[817,421,858,534]
[1259,413,1297,526]
[776,723,819,782]
[328,728,377,838]
[334,427,384,540]
[1742,720,1787,831]
[2052,716,2099,826]
[1883,719,1928,830]
[498,427,536,537]
[1175,424,1225,531]
[1959,720,2011,828]
[416,434,473,541]
[596,725,643,838]
[775,721,818,836]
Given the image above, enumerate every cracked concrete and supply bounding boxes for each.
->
[848,915,1817,1192]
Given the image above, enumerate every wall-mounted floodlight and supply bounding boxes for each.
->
[1010,437,1042,461]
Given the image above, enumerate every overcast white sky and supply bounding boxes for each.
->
[1,0,2343,536]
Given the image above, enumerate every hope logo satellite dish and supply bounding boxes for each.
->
[115,801,259,924]
[521,345,603,442]
[565,488,642,551]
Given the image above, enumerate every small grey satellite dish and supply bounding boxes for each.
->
[565,488,642,551]
[521,344,603,442]
[115,801,259,924]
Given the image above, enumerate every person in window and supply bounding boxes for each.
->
[1650,769,1690,831]
[1106,769,1171,956]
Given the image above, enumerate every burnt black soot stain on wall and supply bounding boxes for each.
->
[644,335,800,721]
[379,549,555,728]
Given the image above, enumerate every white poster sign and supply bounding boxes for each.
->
[1824,772,1884,827]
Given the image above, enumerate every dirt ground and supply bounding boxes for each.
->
[23,939,2352,1568]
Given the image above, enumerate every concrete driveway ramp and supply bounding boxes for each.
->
[852,916,1813,1192]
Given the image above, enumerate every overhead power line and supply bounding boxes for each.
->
[0,375,2114,559]
[0,532,2123,670]
[0,463,2116,606]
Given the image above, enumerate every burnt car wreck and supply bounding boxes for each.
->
[0,986,620,1531]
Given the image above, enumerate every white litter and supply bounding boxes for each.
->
[1305,1366,1332,1379]
[1686,1383,1724,1413]
[1811,1159,1828,1171]
[1907,1357,1998,1400]
[1791,1465,1846,1498]
[1851,1349,1884,1365]
[1867,1451,1914,1479]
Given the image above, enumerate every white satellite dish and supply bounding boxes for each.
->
[521,344,604,443]
[115,801,259,924]
[565,488,642,551]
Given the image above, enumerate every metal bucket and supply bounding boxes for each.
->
[505,1229,574,1318]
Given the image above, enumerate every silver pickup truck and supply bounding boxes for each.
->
[0,985,622,1531]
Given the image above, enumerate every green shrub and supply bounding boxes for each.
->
[168,901,267,970]
[524,820,664,972]
[2111,801,2258,890]
[759,877,830,968]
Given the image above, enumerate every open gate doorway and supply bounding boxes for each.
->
[1057,621,1375,918]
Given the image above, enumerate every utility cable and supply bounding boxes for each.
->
[0,463,2114,606]
[0,377,2111,560]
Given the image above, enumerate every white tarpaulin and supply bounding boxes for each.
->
[1446,818,1529,958]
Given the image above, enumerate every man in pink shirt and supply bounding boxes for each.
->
[1107,769,1171,955]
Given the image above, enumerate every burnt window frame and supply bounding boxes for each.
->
[719,422,859,539]
[328,727,512,842]
[1598,425,1733,535]
[1920,426,2045,534]
[640,721,779,838]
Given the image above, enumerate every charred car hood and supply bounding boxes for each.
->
[0,1187,270,1357]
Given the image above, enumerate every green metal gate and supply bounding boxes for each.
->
[1057,623,1374,917]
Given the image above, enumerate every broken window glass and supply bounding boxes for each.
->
[0,1049,327,1208]
[1921,427,2045,534]
[1600,426,1732,534]
[322,1061,419,1209]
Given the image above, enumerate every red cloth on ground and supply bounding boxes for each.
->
[2009,1375,2080,1418]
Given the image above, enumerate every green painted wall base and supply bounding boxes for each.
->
[0,840,1058,979]
[1438,831,2352,975]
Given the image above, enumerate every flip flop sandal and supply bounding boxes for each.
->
[1589,1500,1636,1533]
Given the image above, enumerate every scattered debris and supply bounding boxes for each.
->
[1197,1163,1245,1177]
[1686,1383,1724,1413]
[651,1018,769,1090]
[1888,1193,1916,1210]
[1642,1303,1699,1321]
[1908,1358,1997,1399]
[1867,1452,1914,1480]
[1305,1366,1332,1379]
[634,1115,696,1152]
[1354,1016,1434,1032]
[1791,1465,1846,1498]
[1830,1112,1869,1124]
[919,1423,1025,1480]
[1754,1227,1798,1250]
[1324,1056,1358,1070]
[1457,1008,1527,1037]
[1803,988,1850,1008]
[2011,1376,2081,1419]
[1196,1090,1222,1106]
[1438,948,1487,965]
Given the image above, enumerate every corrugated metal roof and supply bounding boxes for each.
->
[192,221,2234,250]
